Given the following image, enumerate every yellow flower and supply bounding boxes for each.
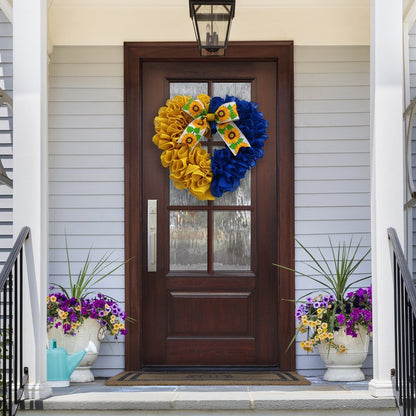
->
[317,327,323,334]
[300,341,305,349]
[223,127,241,144]
[314,335,319,341]
[308,321,317,328]
[181,133,198,148]
[188,100,205,118]
[75,305,81,311]
[119,323,125,330]
[114,323,120,330]
[301,315,308,322]
[58,310,68,320]
[339,345,347,353]
[321,322,328,330]
[216,106,231,123]
[46,296,50,302]
[327,333,334,339]
[317,308,323,315]
[110,315,116,324]
[300,326,307,333]
[316,320,322,326]
[193,118,207,128]
[50,295,57,303]
[318,314,323,319]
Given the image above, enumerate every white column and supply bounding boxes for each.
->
[13,0,52,399]
[369,0,404,398]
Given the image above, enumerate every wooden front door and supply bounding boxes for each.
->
[125,42,294,370]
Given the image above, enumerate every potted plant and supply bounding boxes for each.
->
[47,236,131,383]
[274,237,372,381]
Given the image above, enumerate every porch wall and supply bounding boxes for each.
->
[48,45,372,377]
[0,9,13,266]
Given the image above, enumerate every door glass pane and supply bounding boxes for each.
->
[213,171,251,206]
[170,210,208,271]
[170,82,208,99]
[212,82,251,101]
[213,210,251,271]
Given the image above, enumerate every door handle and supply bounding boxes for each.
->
[147,200,157,272]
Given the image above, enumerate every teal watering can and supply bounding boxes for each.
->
[47,338,96,387]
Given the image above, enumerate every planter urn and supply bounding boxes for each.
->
[317,325,370,381]
[48,318,106,382]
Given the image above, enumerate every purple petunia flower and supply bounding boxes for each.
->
[346,327,358,337]
[63,323,71,333]
[337,314,346,324]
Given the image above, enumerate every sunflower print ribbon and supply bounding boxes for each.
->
[178,98,251,156]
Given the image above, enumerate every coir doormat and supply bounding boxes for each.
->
[105,371,310,386]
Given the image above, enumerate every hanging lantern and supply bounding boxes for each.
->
[189,0,235,56]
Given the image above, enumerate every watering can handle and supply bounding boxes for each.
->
[85,341,97,354]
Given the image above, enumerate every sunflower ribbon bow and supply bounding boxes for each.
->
[178,98,251,156]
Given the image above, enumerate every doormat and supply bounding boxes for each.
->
[105,371,310,386]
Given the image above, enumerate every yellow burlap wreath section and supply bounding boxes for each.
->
[152,94,215,201]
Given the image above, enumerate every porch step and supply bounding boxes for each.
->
[20,380,399,416]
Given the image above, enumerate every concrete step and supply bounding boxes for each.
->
[20,381,399,416]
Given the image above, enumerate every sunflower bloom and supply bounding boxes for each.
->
[216,106,231,122]
[224,127,241,144]
[188,101,205,118]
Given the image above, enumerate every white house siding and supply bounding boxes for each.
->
[48,46,124,377]
[48,45,371,377]
[294,46,371,376]
[0,10,13,266]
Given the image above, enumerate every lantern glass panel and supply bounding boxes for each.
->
[193,4,232,52]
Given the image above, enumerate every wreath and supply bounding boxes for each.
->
[152,94,269,201]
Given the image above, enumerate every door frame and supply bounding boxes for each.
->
[124,41,295,370]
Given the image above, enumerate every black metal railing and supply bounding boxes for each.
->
[388,227,416,416]
[0,227,30,416]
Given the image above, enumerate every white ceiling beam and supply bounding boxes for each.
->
[404,0,416,24]
[0,0,12,22]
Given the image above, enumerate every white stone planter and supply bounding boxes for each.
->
[48,318,106,382]
[317,326,370,381]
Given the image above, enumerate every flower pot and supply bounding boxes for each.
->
[48,318,106,382]
[317,326,370,381]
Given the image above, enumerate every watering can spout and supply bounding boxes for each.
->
[67,341,97,375]
[68,349,86,376]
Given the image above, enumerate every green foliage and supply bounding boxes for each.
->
[274,236,371,303]
[52,234,130,301]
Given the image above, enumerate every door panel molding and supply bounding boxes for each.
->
[124,41,294,370]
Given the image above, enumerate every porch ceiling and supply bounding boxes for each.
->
[47,0,371,46]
